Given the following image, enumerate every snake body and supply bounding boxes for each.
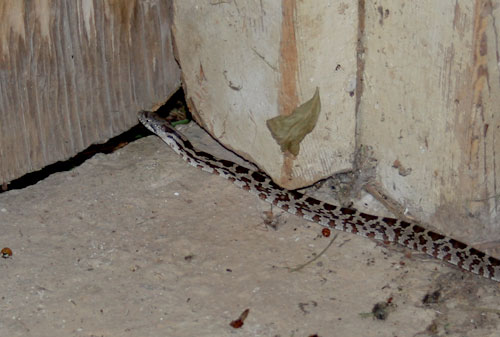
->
[138,110,500,282]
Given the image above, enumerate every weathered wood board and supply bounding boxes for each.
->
[173,0,499,238]
[359,1,499,239]
[172,0,358,190]
[0,0,180,185]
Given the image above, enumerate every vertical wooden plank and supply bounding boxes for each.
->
[359,1,499,236]
[0,0,181,184]
[172,0,357,189]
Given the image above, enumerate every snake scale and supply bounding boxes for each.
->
[138,110,500,282]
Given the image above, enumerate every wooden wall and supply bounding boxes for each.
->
[0,0,180,184]
[173,0,357,190]
[172,0,499,239]
[359,1,499,239]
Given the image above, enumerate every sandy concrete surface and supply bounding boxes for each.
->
[0,124,499,337]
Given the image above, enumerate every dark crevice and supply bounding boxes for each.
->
[1,89,187,194]
[1,124,149,194]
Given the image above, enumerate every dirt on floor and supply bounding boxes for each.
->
[0,122,499,337]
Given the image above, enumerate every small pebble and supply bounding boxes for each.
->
[1,247,13,258]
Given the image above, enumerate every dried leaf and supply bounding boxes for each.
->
[266,87,321,156]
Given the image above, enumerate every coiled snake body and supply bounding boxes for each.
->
[138,111,500,282]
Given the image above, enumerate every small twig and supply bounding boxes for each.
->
[364,182,416,222]
[288,233,338,272]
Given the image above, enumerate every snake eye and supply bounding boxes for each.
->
[1,247,12,258]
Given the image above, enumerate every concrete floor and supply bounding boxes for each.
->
[0,123,499,337]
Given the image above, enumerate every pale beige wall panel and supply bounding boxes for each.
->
[359,1,499,238]
[173,0,357,189]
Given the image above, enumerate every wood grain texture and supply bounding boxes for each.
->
[172,0,357,189]
[0,0,180,184]
[359,0,499,238]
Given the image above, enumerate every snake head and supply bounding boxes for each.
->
[138,110,166,134]
[137,110,182,147]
